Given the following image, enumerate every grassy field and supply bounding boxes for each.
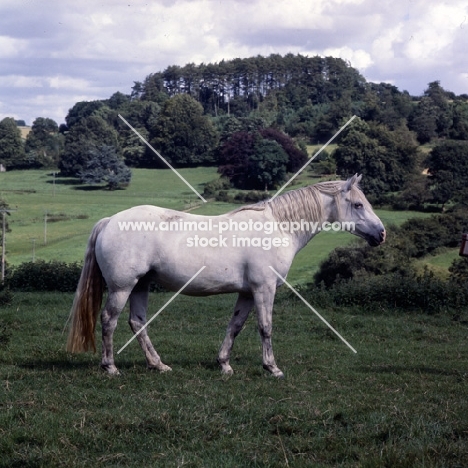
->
[0,291,467,466]
[0,168,432,284]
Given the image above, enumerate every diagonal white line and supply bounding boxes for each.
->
[118,114,207,203]
[269,115,357,202]
[117,266,206,354]
[269,266,357,353]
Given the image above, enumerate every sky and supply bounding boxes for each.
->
[1,0,467,126]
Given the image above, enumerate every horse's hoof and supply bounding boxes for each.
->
[101,364,120,375]
[221,366,234,376]
[148,363,172,373]
[264,365,284,378]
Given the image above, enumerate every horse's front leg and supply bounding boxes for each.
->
[253,284,284,378]
[128,280,172,373]
[218,292,254,375]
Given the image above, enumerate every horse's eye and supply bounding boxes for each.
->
[354,202,363,209]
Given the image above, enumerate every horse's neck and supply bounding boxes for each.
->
[292,191,338,252]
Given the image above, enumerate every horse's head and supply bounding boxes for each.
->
[336,174,386,246]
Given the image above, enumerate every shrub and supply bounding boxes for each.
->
[0,288,13,306]
[202,178,231,198]
[8,260,82,292]
[308,269,468,313]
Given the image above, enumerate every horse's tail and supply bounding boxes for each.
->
[66,217,110,353]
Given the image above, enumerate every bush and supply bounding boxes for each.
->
[0,288,13,306]
[449,257,468,284]
[202,178,232,198]
[313,227,411,288]
[234,190,269,204]
[8,260,82,292]
[308,269,468,313]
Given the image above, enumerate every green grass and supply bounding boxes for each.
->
[1,168,434,283]
[1,168,218,264]
[414,248,461,279]
[1,291,467,466]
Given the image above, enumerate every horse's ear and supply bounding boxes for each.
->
[343,173,362,192]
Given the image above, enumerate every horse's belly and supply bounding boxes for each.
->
[153,263,250,296]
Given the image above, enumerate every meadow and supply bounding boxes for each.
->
[0,291,467,467]
[1,167,467,467]
[0,168,437,284]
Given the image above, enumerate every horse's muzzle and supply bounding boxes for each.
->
[367,228,386,247]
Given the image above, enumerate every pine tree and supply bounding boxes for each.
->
[78,145,131,190]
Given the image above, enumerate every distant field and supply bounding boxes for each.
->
[0,168,217,264]
[1,168,432,283]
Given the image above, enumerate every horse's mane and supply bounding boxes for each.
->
[229,180,367,223]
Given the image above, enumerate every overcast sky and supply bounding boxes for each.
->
[1,0,467,126]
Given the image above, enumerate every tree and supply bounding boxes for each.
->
[408,97,438,144]
[425,141,468,205]
[59,115,121,176]
[218,131,289,190]
[450,101,468,140]
[78,145,131,190]
[218,131,257,188]
[259,127,307,172]
[0,118,26,169]
[148,94,218,167]
[333,119,418,199]
[248,139,288,190]
[25,117,62,167]
[119,100,161,167]
[65,101,107,129]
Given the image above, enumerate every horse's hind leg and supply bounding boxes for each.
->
[253,284,284,378]
[128,279,171,372]
[218,292,254,375]
[101,289,132,375]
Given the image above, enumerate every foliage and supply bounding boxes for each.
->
[312,211,468,312]
[78,145,131,190]
[218,128,306,190]
[259,127,307,172]
[0,117,26,169]
[397,212,468,257]
[425,140,468,205]
[314,213,468,290]
[448,257,468,284]
[309,268,468,313]
[25,117,63,168]
[148,94,218,167]
[8,260,82,292]
[202,178,232,198]
[59,115,122,177]
[217,131,258,188]
[247,139,289,190]
[141,54,367,116]
[0,289,13,307]
[363,83,413,130]
[333,118,419,200]
[313,238,411,288]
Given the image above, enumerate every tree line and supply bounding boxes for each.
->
[0,54,467,201]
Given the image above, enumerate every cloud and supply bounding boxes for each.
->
[0,0,467,125]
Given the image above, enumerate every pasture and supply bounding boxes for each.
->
[0,168,436,284]
[1,290,467,466]
[1,168,467,466]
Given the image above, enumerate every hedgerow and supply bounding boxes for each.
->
[8,260,82,292]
